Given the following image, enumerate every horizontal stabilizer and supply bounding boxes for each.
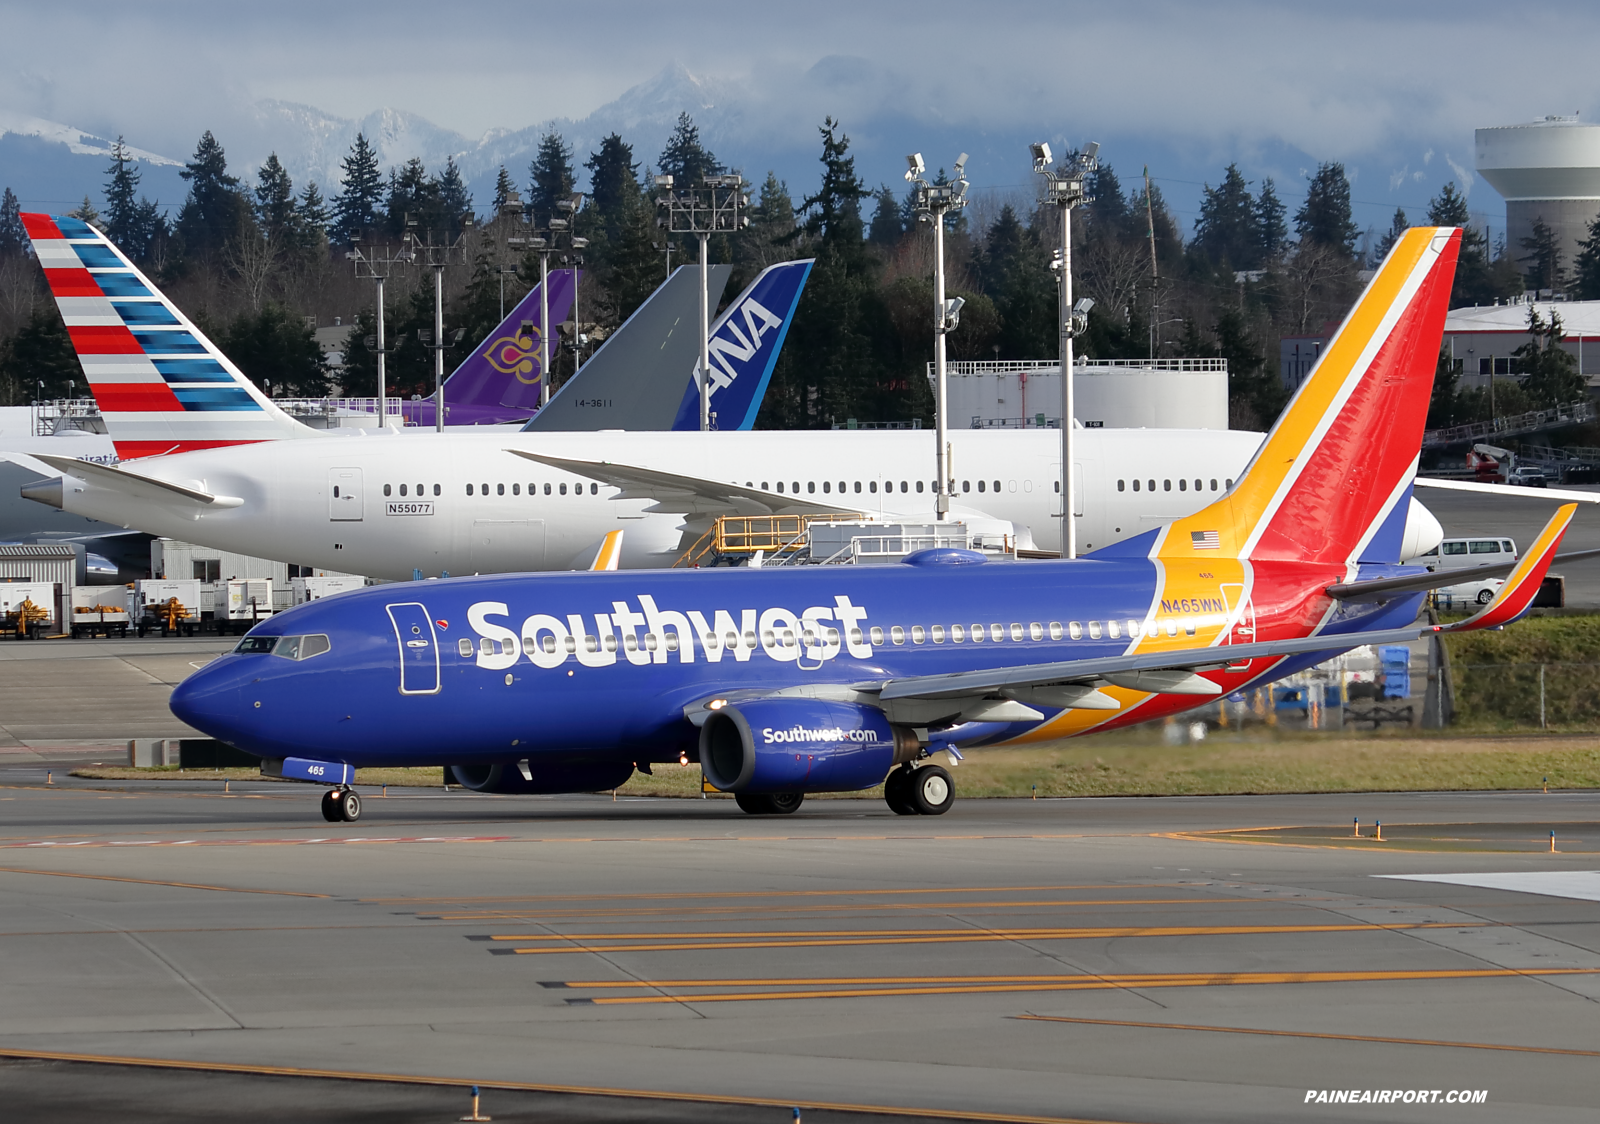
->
[1437,503,1577,631]
[1327,547,1600,601]
[31,453,241,509]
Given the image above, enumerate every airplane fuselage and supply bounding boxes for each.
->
[45,428,1268,579]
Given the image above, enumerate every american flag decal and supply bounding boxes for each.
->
[1191,530,1220,550]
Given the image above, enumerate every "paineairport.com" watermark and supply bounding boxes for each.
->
[1306,1090,1488,1105]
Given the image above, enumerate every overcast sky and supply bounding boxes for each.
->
[4,1,1597,229]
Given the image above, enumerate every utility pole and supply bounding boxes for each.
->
[346,235,413,428]
[408,215,472,432]
[656,173,748,430]
[1144,165,1159,360]
[1032,140,1098,558]
[906,153,970,521]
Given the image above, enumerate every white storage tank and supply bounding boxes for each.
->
[1476,116,1600,281]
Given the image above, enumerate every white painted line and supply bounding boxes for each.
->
[1379,871,1600,902]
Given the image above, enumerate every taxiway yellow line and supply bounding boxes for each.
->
[427,897,1266,920]
[1012,1014,1600,1057]
[363,883,1198,904]
[489,921,1478,955]
[563,967,1600,1005]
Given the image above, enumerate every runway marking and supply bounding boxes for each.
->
[0,835,517,849]
[0,1048,1133,1124]
[422,898,1268,920]
[1165,826,1600,853]
[1012,1014,1600,1058]
[551,967,1600,1005]
[0,866,330,897]
[483,921,1479,955]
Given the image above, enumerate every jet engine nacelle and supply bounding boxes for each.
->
[450,756,635,794]
[699,699,921,794]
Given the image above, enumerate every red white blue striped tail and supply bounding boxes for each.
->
[22,213,317,460]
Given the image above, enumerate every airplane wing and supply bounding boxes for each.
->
[1414,478,1600,504]
[30,453,242,510]
[505,450,858,517]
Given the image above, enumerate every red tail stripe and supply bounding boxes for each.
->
[94,384,184,413]
[113,439,264,460]
[66,325,143,355]
[20,213,64,240]
[43,268,103,298]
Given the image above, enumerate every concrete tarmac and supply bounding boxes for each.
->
[1,759,1597,1124]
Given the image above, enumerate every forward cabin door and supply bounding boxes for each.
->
[329,468,364,521]
[386,601,441,695]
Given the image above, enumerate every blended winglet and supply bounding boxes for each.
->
[588,529,624,571]
[1439,503,1575,631]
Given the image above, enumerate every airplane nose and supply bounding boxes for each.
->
[169,660,244,742]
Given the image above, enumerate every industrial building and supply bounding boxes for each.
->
[1476,115,1600,278]
[931,358,1229,430]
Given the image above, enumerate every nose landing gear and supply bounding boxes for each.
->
[320,788,362,823]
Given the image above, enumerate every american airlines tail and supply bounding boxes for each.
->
[22,213,317,459]
[1154,226,1463,570]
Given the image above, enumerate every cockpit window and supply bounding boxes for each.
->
[237,634,330,660]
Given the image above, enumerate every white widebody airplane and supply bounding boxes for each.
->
[18,210,1444,578]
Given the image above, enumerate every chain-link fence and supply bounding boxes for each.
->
[1452,662,1600,729]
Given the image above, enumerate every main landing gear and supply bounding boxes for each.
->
[884,764,954,816]
[320,788,361,823]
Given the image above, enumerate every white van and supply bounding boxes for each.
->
[1413,536,1518,606]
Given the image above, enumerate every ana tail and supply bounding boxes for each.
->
[21,213,317,459]
[1159,226,1461,566]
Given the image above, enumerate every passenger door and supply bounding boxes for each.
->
[329,468,364,521]
[386,602,440,695]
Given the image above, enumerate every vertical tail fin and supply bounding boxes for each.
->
[441,270,576,413]
[21,213,318,459]
[1160,227,1462,566]
[670,259,814,431]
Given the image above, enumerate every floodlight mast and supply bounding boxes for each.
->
[657,173,748,430]
[407,214,473,432]
[346,236,414,428]
[1032,140,1098,558]
[906,152,970,520]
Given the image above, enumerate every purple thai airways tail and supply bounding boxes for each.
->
[398,270,577,427]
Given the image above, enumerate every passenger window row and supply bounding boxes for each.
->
[1116,478,1231,493]
[747,479,1021,495]
[381,484,442,497]
[456,482,601,496]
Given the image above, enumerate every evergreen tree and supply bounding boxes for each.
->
[1192,164,1257,268]
[0,187,26,257]
[102,137,142,251]
[384,158,442,237]
[1214,309,1284,426]
[68,196,101,226]
[254,153,295,240]
[1086,163,1129,236]
[798,118,868,250]
[174,130,249,260]
[657,112,722,186]
[1295,162,1359,255]
[1427,347,1461,429]
[528,131,575,218]
[1519,217,1564,292]
[1373,207,1407,263]
[220,303,330,397]
[330,132,383,245]
[602,190,665,325]
[1255,177,1288,260]
[296,181,330,243]
[973,204,1055,359]
[1426,182,1516,306]
[0,310,79,399]
[584,135,638,225]
[867,185,901,246]
[1572,210,1600,300]
[1426,182,1470,228]
[492,166,515,214]
[1513,307,1585,406]
[438,157,472,233]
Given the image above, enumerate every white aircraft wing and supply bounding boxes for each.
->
[505,450,860,517]
[31,453,242,510]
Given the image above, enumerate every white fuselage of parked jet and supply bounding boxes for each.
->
[38,427,1440,580]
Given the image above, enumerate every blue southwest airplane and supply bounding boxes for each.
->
[170,227,1583,823]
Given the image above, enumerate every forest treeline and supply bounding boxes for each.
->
[0,114,1576,431]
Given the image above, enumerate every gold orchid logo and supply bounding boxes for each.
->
[483,325,543,384]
